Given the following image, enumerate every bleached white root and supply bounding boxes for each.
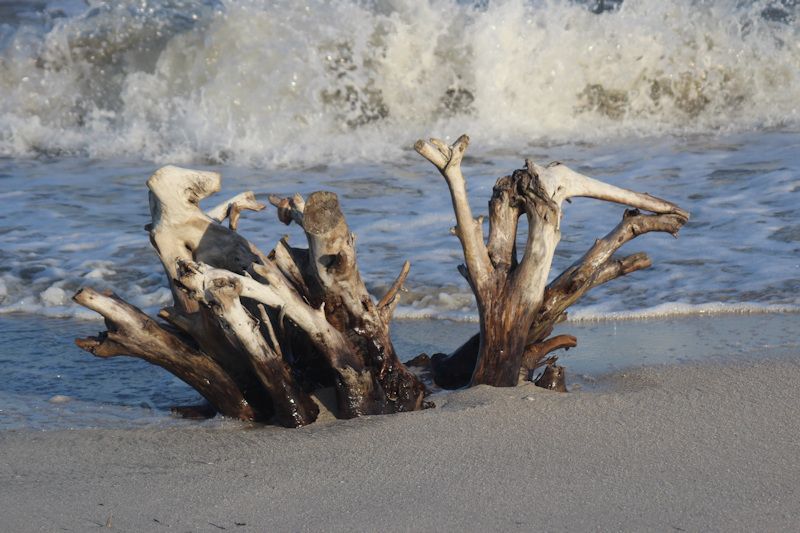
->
[206,191,266,230]
[414,136,492,293]
[73,137,688,423]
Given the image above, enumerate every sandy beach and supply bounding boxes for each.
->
[1,1,799,531]
[3,345,799,532]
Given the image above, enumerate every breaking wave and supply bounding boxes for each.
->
[1,0,798,165]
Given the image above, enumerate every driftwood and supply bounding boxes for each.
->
[75,165,424,427]
[73,135,687,427]
[415,135,688,388]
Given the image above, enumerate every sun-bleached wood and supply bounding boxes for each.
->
[146,165,279,418]
[73,136,688,426]
[175,264,319,427]
[73,287,256,421]
[75,165,425,426]
[416,135,689,387]
[206,191,266,230]
[414,136,492,294]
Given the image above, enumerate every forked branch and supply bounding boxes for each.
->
[530,209,688,343]
[416,136,689,388]
[206,191,266,230]
[415,135,492,296]
[73,287,257,421]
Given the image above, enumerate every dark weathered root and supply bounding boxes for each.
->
[416,136,688,389]
[74,165,426,427]
[534,357,568,393]
[73,136,688,426]
[74,287,260,421]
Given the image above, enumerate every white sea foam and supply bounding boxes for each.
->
[566,301,800,321]
[1,0,798,165]
[40,285,68,306]
[0,2,798,322]
[393,299,800,323]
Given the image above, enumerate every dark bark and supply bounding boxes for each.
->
[416,136,688,390]
[271,191,426,414]
[73,287,259,421]
[71,140,689,428]
[534,358,568,392]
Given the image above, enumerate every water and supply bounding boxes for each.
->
[1,0,798,428]
[3,131,798,321]
[2,0,799,164]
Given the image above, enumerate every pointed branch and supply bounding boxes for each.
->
[593,252,652,287]
[206,191,266,230]
[73,287,258,421]
[530,161,690,218]
[377,260,410,322]
[530,210,687,343]
[415,135,492,295]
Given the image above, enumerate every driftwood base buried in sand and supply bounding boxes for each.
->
[73,135,688,427]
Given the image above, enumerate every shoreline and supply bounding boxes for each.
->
[1,313,799,530]
[0,312,798,430]
[2,356,800,531]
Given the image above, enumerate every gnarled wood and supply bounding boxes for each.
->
[429,209,686,390]
[146,166,277,415]
[269,191,425,413]
[178,258,383,419]
[529,209,687,343]
[73,287,258,421]
[177,268,319,428]
[76,165,427,425]
[73,136,688,427]
[417,136,689,388]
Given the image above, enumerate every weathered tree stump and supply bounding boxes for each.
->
[75,165,424,427]
[73,135,688,427]
[415,135,688,389]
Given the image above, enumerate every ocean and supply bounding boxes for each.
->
[1,0,798,429]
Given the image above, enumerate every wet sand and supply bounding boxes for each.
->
[1,314,799,531]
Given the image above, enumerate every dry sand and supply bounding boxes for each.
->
[2,354,800,532]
